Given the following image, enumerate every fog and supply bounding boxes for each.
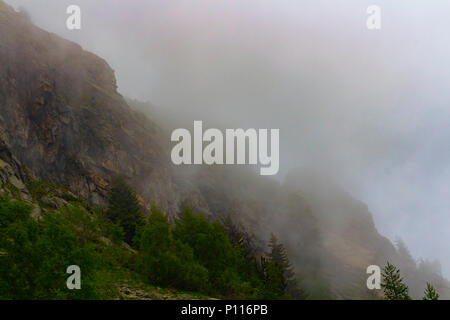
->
[6,0,450,277]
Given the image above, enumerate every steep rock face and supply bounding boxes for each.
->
[170,165,450,299]
[0,2,177,212]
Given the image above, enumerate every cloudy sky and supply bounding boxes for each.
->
[5,0,450,276]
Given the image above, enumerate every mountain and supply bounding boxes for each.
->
[0,0,448,299]
[0,1,178,213]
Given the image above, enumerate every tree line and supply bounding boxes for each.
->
[106,176,307,299]
[381,262,440,300]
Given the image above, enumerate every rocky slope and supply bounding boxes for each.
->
[0,134,33,203]
[0,1,178,212]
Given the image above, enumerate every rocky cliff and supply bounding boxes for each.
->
[0,0,448,299]
[0,1,178,212]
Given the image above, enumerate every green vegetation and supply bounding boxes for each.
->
[0,196,114,299]
[134,207,304,299]
[1,170,442,301]
[134,207,208,293]
[0,175,308,300]
[27,181,78,205]
[1,182,21,199]
[0,172,442,300]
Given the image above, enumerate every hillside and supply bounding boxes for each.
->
[0,148,218,299]
[0,0,448,299]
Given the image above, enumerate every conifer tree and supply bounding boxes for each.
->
[381,261,411,300]
[268,233,308,299]
[396,238,416,269]
[106,176,144,245]
[422,282,439,300]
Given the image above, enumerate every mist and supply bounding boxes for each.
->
[5,0,449,278]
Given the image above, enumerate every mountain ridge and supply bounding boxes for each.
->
[0,0,448,299]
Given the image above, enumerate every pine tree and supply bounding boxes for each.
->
[268,233,308,299]
[422,282,439,300]
[381,261,411,300]
[261,259,286,298]
[106,176,144,245]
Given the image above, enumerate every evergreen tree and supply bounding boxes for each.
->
[396,238,416,269]
[261,259,286,299]
[395,238,417,279]
[221,214,257,260]
[422,282,439,300]
[221,214,269,297]
[381,261,411,300]
[106,176,144,245]
[268,233,307,299]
